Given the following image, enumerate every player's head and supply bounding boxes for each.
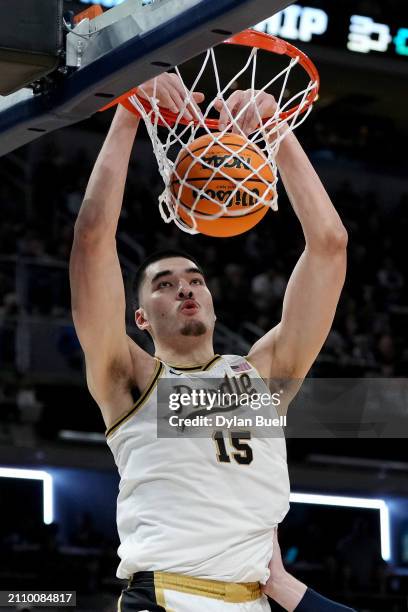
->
[134,249,216,342]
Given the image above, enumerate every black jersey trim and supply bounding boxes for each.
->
[203,354,222,371]
[105,359,164,438]
[165,354,222,372]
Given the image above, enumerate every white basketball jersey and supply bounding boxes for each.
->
[106,354,290,583]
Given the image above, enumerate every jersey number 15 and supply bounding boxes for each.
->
[213,431,253,465]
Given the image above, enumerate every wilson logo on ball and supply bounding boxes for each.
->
[195,188,261,207]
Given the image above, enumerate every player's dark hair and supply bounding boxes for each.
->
[132,249,203,309]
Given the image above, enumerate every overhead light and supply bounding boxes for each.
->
[290,492,391,561]
[0,467,53,525]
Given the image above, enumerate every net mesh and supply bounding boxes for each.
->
[128,43,317,234]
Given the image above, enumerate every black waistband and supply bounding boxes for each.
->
[128,571,154,587]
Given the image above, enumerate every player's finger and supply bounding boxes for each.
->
[215,98,228,130]
[219,93,241,131]
[256,93,278,126]
[241,93,271,134]
[240,104,255,135]
[170,72,196,105]
[258,96,272,117]
[136,83,151,101]
[188,104,203,121]
[171,82,201,122]
[214,97,227,126]
[244,99,265,135]
[256,97,278,134]
[189,92,205,120]
[162,91,180,115]
[169,75,204,120]
[257,98,273,127]
[169,88,193,121]
[192,92,205,104]
[168,72,186,93]
[232,92,252,134]
[213,98,223,112]
[167,74,195,120]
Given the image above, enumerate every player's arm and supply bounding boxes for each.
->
[70,105,146,407]
[262,529,357,612]
[218,91,347,379]
[249,125,347,379]
[70,74,204,410]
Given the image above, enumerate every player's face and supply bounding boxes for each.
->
[136,257,216,338]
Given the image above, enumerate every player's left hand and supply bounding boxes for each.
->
[214,90,278,135]
[136,72,205,122]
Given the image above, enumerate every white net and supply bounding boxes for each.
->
[128,39,318,235]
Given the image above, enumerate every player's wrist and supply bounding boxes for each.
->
[263,570,307,611]
[274,125,296,151]
[114,103,141,127]
[266,120,292,148]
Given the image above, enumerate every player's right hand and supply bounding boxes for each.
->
[136,72,205,122]
[214,89,278,135]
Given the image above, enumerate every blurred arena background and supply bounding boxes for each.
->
[0,0,408,610]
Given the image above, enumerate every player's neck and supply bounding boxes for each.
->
[154,337,216,368]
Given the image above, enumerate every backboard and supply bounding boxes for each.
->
[0,0,295,156]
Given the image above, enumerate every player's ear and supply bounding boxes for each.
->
[135,307,149,331]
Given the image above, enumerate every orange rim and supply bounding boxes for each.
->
[73,4,103,24]
[99,30,320,128]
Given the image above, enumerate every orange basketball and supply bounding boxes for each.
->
[170,133,275,237]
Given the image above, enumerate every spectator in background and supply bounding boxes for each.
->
[0,292,20,319]
[219,262,251,326]
[57,324,83,371]
[16,380,43,437]
[336,518,383,592]
[71,512,103,548]
[374,333,399,376]
[251,265,286,314]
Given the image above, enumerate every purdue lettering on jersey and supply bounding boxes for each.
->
[106,354,290,583]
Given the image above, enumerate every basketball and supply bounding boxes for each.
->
[170,133,275,237]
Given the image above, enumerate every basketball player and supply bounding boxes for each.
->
[70,73,347,611]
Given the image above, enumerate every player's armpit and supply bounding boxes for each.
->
[246,340,303,415]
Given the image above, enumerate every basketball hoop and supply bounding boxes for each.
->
[101,30,320,235]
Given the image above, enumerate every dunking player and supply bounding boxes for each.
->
[70,73,348,611]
